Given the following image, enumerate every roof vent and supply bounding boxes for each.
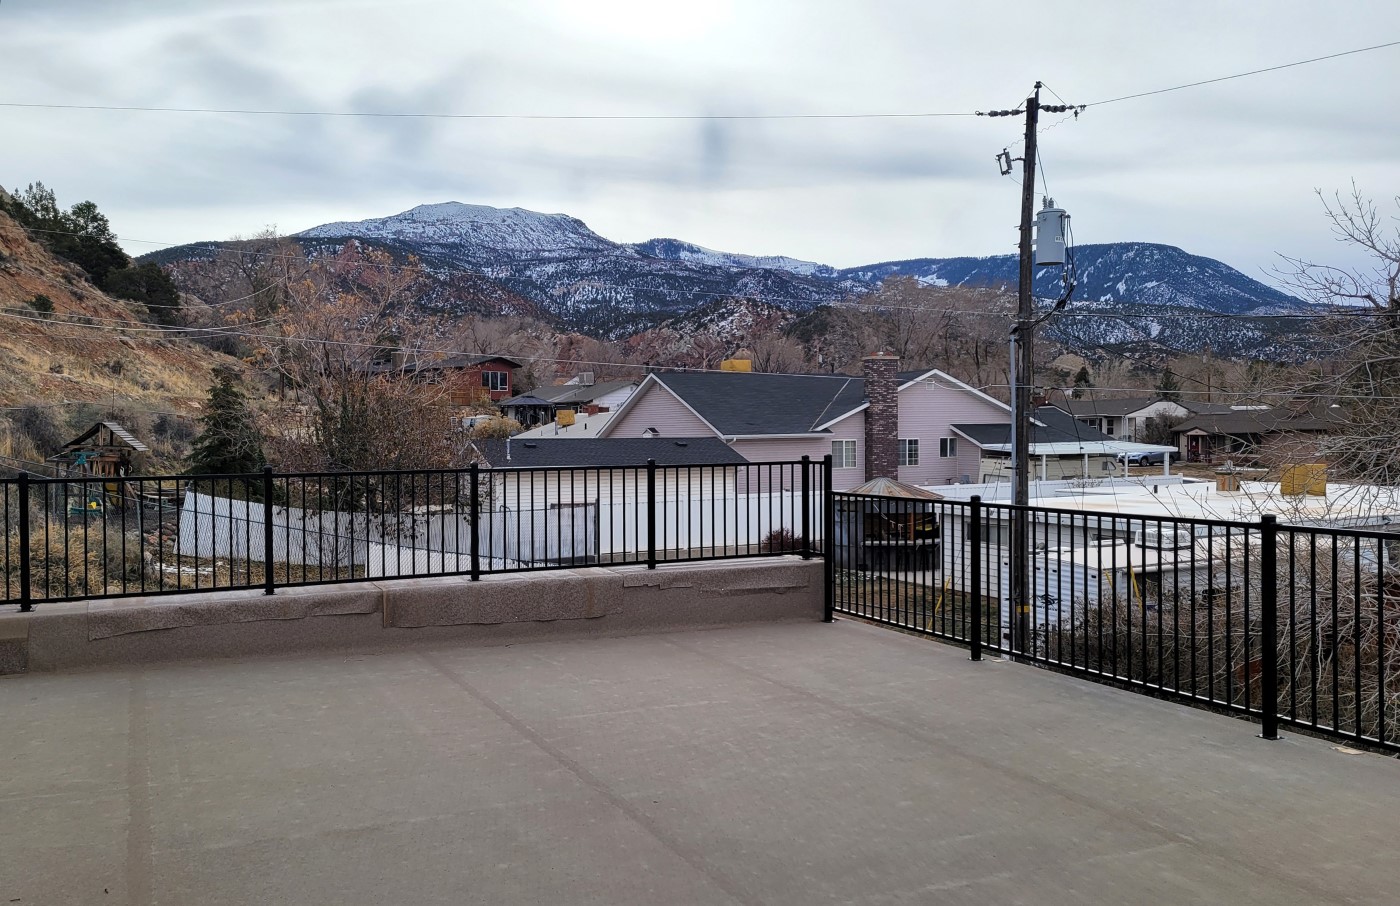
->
[674,441,688,447]
[524,442,537,449]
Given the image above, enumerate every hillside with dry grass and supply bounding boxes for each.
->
[0,206,243,468]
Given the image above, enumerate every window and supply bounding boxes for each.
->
[939,437,958,458]
[832,440,856,469]
[480,370,509,392]
[898,439,919,466]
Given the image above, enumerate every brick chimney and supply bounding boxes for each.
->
[862,353,900,481]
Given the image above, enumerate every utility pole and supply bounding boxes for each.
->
[1010,83,1040,657]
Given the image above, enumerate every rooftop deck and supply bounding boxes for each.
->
[5,619,1398,905]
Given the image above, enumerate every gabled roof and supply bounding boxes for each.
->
[952,406,1115,449]
[1060,395,1232,418]
[472,436,747,468]
[430,354,524,370]
[643,371,866,436]
[603,367,1006,440]
[60,422,150,453]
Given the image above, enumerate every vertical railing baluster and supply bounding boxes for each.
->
[646,459,657,570]
[970,495,982,660]
[1259,515,1279,740]
[262,467,275,596]
[823,455,834,623]
[17,472,32,612]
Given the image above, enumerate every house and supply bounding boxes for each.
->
[501,378,637,428]
[368,353,523,405]
[1172,405,1340,464]
[949,406,1167,482]
[1061,395,1232,441]
[419,354,523,404]
[596,354,1012,491]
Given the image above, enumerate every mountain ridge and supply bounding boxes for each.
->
[146,202,1311,353]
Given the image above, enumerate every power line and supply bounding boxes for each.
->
[0,100,977,121]
[1086,39,1400,107]
[1,40,1392,125]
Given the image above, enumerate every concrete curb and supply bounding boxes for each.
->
[0,558,823,674]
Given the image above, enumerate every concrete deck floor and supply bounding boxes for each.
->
[4,619,1398,906]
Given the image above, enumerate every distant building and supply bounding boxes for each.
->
[1060,395,1232,441]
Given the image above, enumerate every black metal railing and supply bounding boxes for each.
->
[831,490,1400,753]
[1,457,830,609]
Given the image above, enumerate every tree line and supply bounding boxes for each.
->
[1,181,182,325]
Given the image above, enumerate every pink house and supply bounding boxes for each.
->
[597,355,1012,491]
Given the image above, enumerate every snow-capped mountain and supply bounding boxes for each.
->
[299,203,617,262]
[841,242,1301,315]
[148,202,1312,355]
[290,202,863,336]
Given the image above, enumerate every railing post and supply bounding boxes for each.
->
[17,471,32,612]
[1259,514,1280,740]
[800,456,812,560]
[646,459,657,570]
[262,466,276,596]
[969,495,982,661]
[823,454,835,622]
[469,463,481,581]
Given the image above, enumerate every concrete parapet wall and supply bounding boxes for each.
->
[0,558,823,674]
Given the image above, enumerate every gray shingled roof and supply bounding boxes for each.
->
[524,381,636,406]
[1061,395,1233,418]
[472,437,747,468]
[1173,407,1340,436]
[649,371,869,436]
[952,406,1113,448]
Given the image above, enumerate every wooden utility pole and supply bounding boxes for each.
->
[1010,83,1040,656]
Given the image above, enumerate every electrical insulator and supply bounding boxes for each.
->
[1034,198,1068,266]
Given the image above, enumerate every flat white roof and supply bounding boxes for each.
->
[1033,480,1400,527]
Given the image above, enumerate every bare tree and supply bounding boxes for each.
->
[263,246,464,472]
[1278,185,1400,484]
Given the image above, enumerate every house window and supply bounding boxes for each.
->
[481,370,509,392]
[898,439,919,466]
[939,437,957,458]
[832,440,856,469]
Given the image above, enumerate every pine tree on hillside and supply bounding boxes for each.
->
[1072,365,1093,399]
[1157,368,1181,400]
[188,370,265,475]
[105,261,182,325]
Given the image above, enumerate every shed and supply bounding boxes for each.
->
[50,422,149,477]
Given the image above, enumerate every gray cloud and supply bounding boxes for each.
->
[1,0,1397,283]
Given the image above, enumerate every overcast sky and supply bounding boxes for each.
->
[3,0,1398,286]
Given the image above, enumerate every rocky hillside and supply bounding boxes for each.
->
[0,206,237,432]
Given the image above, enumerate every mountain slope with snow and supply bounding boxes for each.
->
[149,202,1315,355]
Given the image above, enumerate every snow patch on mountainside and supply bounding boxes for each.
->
[630,237,839,278]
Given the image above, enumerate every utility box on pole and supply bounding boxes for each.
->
[1034,199,1068,266]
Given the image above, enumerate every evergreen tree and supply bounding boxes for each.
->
[1157,368,1182,400]
[188,370,265,475]
[2,182,131,283]
[105,262,182,325]
[1071,365,1093,399]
